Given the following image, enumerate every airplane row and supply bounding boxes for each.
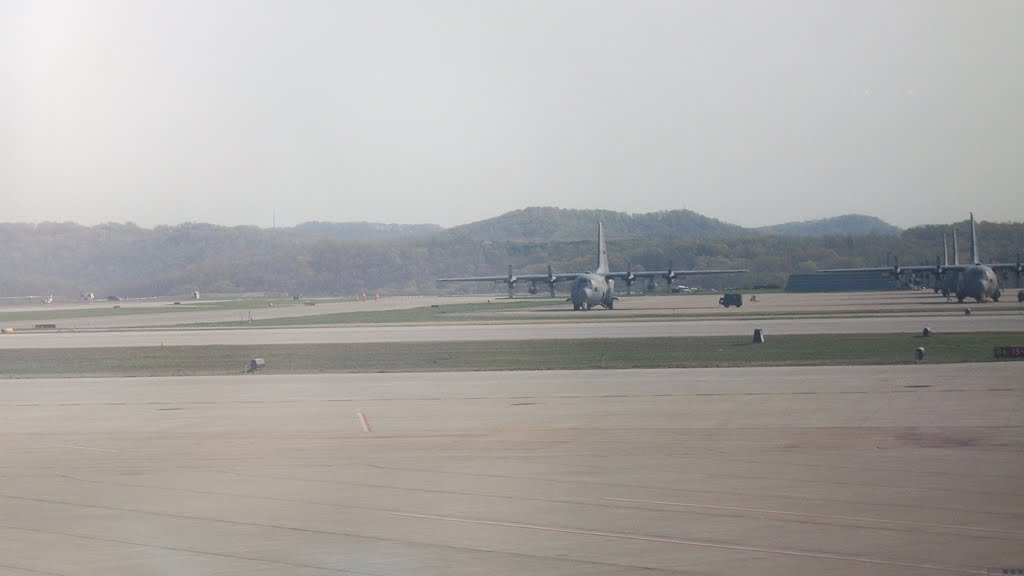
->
[440,214,1023,309]
[438,223,748,310]
[820,213,1022,303]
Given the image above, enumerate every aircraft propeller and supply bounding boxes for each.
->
[663,260,676,290]
[623,261,636,295]
[504,264,517,299]
[545,264,558,297]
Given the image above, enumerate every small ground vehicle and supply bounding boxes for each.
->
[719,293,743,308]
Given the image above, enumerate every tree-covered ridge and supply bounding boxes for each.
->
[291,221,442,240]
[756,214,901,237]
[442,207,752,241]
[0,212,1020,299]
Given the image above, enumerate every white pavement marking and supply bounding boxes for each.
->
[391,512,990,575]
[603,497,1024,536]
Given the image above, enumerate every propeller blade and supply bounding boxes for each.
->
[506,265,516,298]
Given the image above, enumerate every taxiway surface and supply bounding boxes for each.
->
[4,291,1023,331]
[1,312,1022,349]
[1,365,1021,575]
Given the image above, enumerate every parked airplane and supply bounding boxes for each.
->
[820,213,1021,302]
[437,223,748,310]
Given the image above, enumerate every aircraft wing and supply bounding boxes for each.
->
[436,272,581,283]
[437,265,583,297]
[987,262,1023,273]
[818,265,938,273]
[437,275,513,283]
[606,269,749,280]
[605,268,748,291]
[627,269,749,277]
[925,259,1020,275]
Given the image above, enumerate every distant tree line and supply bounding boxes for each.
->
[0,212,1020,299]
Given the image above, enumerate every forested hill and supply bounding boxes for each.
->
[291,221,442,240]
[442,207,751,241]
[757,214,900,237]
[1,212,1020,299]
[441,208,899,241]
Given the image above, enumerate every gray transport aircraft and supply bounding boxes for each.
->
[820,213,1022,302]
[438,223,748,310]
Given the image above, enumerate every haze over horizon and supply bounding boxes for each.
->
[0,206,963,232]
[2,1,1022,230]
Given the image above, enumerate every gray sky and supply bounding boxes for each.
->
[1,0,1022,229]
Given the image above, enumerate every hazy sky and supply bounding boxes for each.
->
[1,0,1022,229]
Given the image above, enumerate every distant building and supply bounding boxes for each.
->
[785,271,901,292]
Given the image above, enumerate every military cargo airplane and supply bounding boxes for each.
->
[438,223,748,310]
[820,213,1022,302]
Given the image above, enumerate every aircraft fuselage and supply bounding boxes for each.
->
[956,265,1001,302]
[570,274,615,310]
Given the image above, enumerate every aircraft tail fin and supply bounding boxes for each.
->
[596,222,609,275]
[952,227,959,265]
[970,212,979,264]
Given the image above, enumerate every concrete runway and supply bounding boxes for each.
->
[1,365,1022,575]
[4,291,1024,330]
[0,296,488,330]
[2,291,1021,349]
[2,312,1022,349]
[497,289,1024,317]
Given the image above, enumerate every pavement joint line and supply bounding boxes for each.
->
[0,494,707,574]
[390,511,990,574]
[46,444,128,454]
[602,497,1024,536]
[0,562,66,576]
[0,524,379,575]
